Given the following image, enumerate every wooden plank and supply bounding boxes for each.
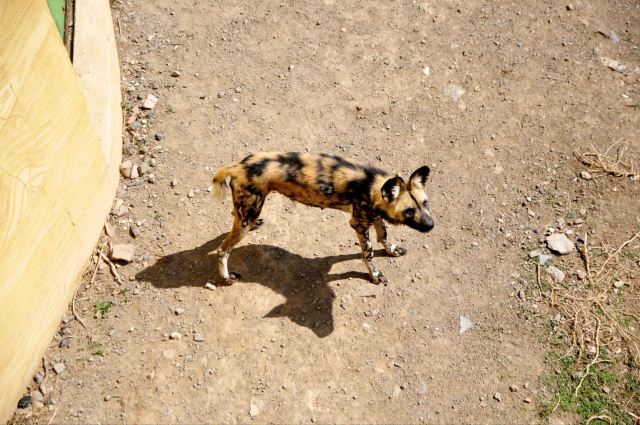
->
[0,0,121,421]
[73,0,122,168]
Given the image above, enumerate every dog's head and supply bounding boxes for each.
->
[379,166,434,233]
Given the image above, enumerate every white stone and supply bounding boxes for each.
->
[546,233,575,255]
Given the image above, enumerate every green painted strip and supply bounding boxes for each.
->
[47,0,66,40]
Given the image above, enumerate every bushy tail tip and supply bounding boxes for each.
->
[212,168,230,201]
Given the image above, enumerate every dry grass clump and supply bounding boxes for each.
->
[575,140,639,180]
[541,229,640,423]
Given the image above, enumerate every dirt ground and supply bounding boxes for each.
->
[13,0,640,423]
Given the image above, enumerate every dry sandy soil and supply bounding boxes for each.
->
[12,0,640,424]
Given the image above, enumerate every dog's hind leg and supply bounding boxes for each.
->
[374,217,407,257]
[216,186,265,285]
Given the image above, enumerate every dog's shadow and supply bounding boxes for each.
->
[136,233,371,337]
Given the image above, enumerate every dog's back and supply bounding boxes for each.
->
[213,152,389,211]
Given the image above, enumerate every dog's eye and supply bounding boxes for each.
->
[404,208,415,218]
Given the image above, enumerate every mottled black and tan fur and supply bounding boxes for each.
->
[212,152,434,285]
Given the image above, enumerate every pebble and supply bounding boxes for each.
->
[566,3,574,10]
[509,384,519,392]
[576,270,587,280]
[493,392,502,402]
[580,170,592,180]
[613,280,625,288]
[545,266,566,283]
[129,224,141,238]
[518,289,526,300]
[546,233,575,255]
[417,382,427,395]
[119,160,133,178]
[110,244,135,263]
[234,86,242,93]
[170,332,182,340]
[162,349,176,360]
[249,399,261,417]
[34,372,44,385]
[171,70,181,77]
[130,164,140,179]
[170,178,178,187]
[187,189,195,198]
[443,84,465,102]
[17,395,32,409]
[193,333,205,342]
[52,362,65,375]
[204,282,216,290]
[459,315,473,334]
[139,161,152,176]
[142,94,158,109]
[104,222,115,237]
[601,57,628,73]
[579,208,587,216]
[524,397,532,403]
[155,132,164,141]
[422,66,430,78]
[174,307,185,315]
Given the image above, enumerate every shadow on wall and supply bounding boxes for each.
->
[136,233,368,337]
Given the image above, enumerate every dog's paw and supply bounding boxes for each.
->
[221,272,241,285]
[371,271,388,285]
[388,244,407,257]
[251,219,265,231]
[384,243,407,257]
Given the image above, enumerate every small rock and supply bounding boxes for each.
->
[460,315,473,334]
[249,399,262,417]
[601,57,628,73]
[142,94,158,109]
[162,349,176,360]
[155,132,164,141]
[579,208,587,216]
[119,160,133,178]
[110,244,135,263]
[52,362,65,375]
[580,171,592,181]
[417,382,427,395]
[174,307,185,315]
[546,233,575,255]
[204,282,216,290]
[104,395,112,401]
[170,178,178,187]
[130,164,140,179]
[171,70,181,77]
[576,270,587,280]
[613,280,625,288]
[392,384,402,398]
[443,84,465,102]
[170,332,182,340]
[602,385,611,394]
[104,222,115,237]
[518,289,526,300]
[235,87,243,93]
[193,333,205,342]
[545,266,566,283]
[607,31,620,44]
[129,224,141,238]
[422,66,430,78]
[147,173,156,184]
[17,395,32,409]
[493,392,502,402]
[566,3,574,10]
[34,372,44,385]
[509,384,519,393]
[139,161,152,176]
[523,397,532,403]
[187,189,195,198]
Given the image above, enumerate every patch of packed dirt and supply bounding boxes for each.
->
[13,0,640,423]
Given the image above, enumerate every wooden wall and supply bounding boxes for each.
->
[0,0,121,421]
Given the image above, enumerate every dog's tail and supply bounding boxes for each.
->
[212,165,234,201]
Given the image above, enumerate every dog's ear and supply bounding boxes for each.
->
[409,166,431,190]
[381,176,406,203]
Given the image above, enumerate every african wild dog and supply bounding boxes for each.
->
[212,152,434,285]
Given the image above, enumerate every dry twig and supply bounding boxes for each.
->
[99,250,125,285]
[574,140,639,179]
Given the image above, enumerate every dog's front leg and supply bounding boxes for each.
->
[374,217,407,257]
[350,216,387,285]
